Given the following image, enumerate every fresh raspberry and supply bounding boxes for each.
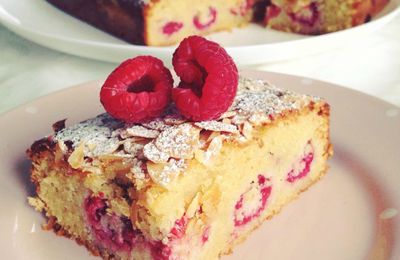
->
[100,56,173,123]
[172,36,238,121]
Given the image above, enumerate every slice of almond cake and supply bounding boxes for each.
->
[28,76,332,260]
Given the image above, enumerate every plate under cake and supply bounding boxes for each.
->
[27,77,332,260]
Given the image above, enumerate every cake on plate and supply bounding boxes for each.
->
[46,0,389,46]
[27,36,332,259]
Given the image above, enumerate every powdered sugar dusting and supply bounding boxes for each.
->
[153,123,200,160]
[120,125,160,139]
[49,77,319,186]
[54,114,122,157]
[195,121,238,133]
[233,78,302,116]
[148,159,187,187]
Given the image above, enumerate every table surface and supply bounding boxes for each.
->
[1,15,400,115]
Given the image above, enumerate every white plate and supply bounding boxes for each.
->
[0,70,399,260]
[0,0,399,65]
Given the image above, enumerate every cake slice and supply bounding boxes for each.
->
[46,0,256,46]
[28,77,332,260]
[264,0,389,34]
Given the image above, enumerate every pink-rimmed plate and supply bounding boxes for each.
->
[0,70,399,259]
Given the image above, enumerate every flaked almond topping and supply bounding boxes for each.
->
[194,121,239,134]
[163,114,187,125]
[123,125,160,139]
[154,123,200,159]
[130,159,146,180]
[248,113,270,125]
[68,142,85,169]
[123,140,145,156]
[219,111,237,119]
[143,142,169,163]
[241,121,253,140]
[142,118,170,131]
[202,135,224,165]
[147,159,186,187]
[50,77,320,187]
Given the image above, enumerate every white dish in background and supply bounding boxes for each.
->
[0,70,399,259]
[0,0,399,65]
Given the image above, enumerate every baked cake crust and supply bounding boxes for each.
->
[47,0,146,45]
[28,77,332,259]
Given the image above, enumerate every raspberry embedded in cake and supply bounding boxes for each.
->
[193,7,218,30]
[162,22,184,36]
[234,175,272,227]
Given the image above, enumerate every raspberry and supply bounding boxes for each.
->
[287,141,314,182]
[193,7,217,30]
[289,3,319,27]
[172,36,238,121]
[84,196,139,251]
[264,4,282,24]
[234,175,272,227]
[169,215,188,239]
[162,21,183,35]
[100,56,173,123]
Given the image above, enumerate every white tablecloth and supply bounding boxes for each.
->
[1,15,400,115]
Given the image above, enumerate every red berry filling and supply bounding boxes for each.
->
[230,0,254,16]
[234,175,272,227]
[286,141,314,183]
[172,36,239,121]
[201,226,211,244]
[265,4,282,24]
[150,241,173,260]
[84,196,140,252]
[169,215,188,239]
[100,56,173,123]
[288,3,319,27]
[162,21,184,35]
[193,7,217,30]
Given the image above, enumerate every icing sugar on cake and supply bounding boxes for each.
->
[54,77,318,186]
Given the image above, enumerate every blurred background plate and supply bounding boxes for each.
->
[0,0,399,65]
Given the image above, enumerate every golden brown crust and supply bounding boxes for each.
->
[352,0,390,25]
[47,0,146,44]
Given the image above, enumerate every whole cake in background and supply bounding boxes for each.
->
[27,36,333,259]
[46,0,389,46]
